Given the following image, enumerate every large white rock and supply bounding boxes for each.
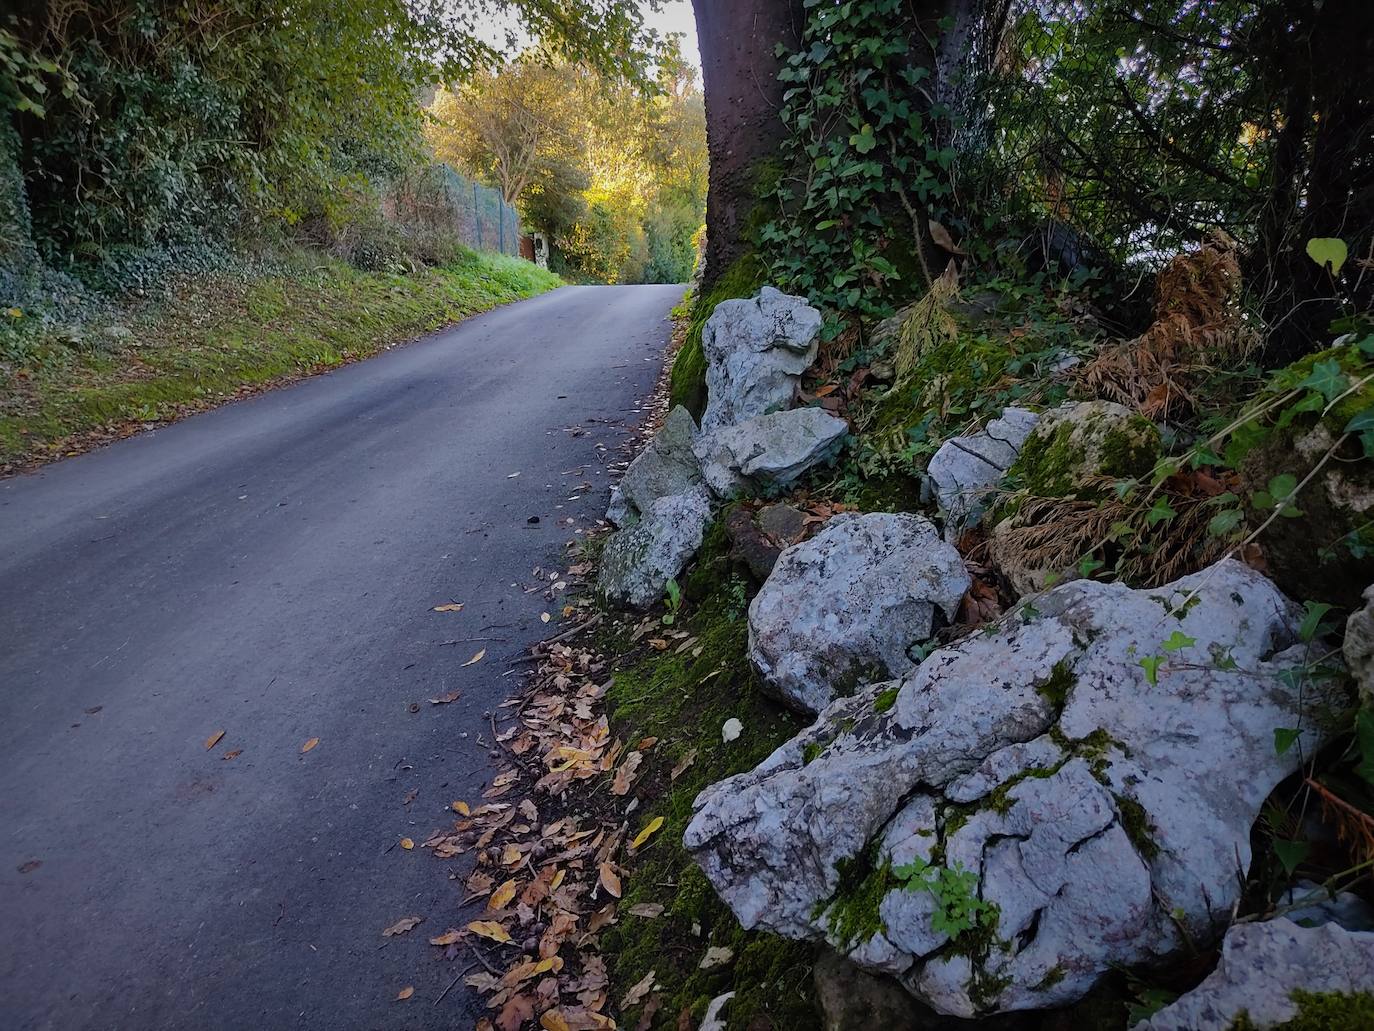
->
[597,486,712,609]
[747,513,970,715]
[696,407,849,498]
[700,287,822,433]
[925,407,1038,539]
[684,560,1348,1017]
[606,406,703,527]
[1135,917,1374,1030]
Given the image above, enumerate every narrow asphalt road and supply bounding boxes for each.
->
[0,283,680,1030]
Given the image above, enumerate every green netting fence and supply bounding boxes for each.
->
[388,164,523,257]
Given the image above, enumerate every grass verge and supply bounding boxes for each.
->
[0,247,561,471]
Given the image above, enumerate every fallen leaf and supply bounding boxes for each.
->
[496,994,535,1031]
[432,603,464,612]
[429,929,463,946]
[541,612,552,623]
[461,649,486,667]
[17,860,41,874]
[395,986,414,1001]
[500,842,523,866]
[928,218,969,255]
[812,383,838,397]
[630,816,664,850]
[598,863,622,898]
[204,730,225,750]
[540,1011,572,1031]
[611,751,643,795]
[467,920,513,943]
[628,903,664,919]
[620,970,656,1010]
[301,737,319,753]
[383,916,423,937]
[428,691,461,705]
[721,718,742,743]
[400,838,415,850]
[452,800,470,816]
[670,749,697,781]
[222,749,242,761]
[488,878,519,911]
[647,638,668,651]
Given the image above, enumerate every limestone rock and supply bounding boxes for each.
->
[700,287,822,433]
[1008,399,1159,498]
[1134,917,1374,1030]
[746,513,969,715]
[597,486,712,609]
[926,407,1039,539]
[685,560,1348,1017]
[606,406,703,527]
[1344,584,1374,706]
[696,407,848,497]
[758,502,808,545]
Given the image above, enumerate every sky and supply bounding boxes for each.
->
[649,1,701,69]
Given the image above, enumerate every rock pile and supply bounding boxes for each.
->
[685,560,1348,1017]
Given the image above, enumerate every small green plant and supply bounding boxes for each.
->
[893,857,999,939]
[661,578,682,625]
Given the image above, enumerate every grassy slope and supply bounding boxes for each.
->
[0,248,560,470]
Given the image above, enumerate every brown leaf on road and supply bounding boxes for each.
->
[395,986,414,1001]
[428,691,461,705]
[399,838,415,850]
[221,749,242,760]
[383,916,423,937]
[428,929,464,946]
[467,920,513,943]
[461,648,486,667]
[432,603,464,613]
[300,737,319,753]
[487,878,519,911]
[496,994,535,1031]
[204,730,225,750]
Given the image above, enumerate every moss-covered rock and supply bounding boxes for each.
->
[1009,400,1160,499]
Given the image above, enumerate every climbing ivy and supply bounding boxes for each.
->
[760,0,959,325]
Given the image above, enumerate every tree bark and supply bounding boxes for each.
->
[691,0,805,291]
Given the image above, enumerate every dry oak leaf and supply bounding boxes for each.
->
[670,749,697,781]
[432,603,464,612]
[395,986,414,1001]
[429,929,464,946]
[221,749,242,761]
[382,916,423,937]
[461,648,486,667]
[467,920,513,944]
[428,691,461,705]
[487,879,519,911]
[620,970,657,1010]
[610,752,643,796]
[204,730,225,750]
[597,863,622,899]
[496,994,536,1031]
[301,737,319,753]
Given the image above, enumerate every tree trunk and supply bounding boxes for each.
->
[691,0,805,291]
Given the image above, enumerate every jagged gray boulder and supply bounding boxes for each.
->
[925,408,1039,539]
[700,287,822,433]
[597,485,712,609]
[696,407,848,498]
[1134,917,1374,1030]
[685,560,1348,1017]
[606,406,703,527]
[1344,584,1374,705]
[747,513,969,715]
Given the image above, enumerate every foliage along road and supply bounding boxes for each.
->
[0,284,681,1030]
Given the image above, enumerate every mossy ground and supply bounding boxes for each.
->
[0,247,561,469]
[1229,990,1374,1030]
[597,522,819,1030]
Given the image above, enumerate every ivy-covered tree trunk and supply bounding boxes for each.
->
[691,0,805,292]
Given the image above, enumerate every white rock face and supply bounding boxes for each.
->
[926,407,1038,539]
[597,486,712,609]
[1135,917,1374,1030]
[685,560,1348,1016]
[607,406,703,527]
[700,287,822,433]
[696,407,849,498]
[747,513,970,715]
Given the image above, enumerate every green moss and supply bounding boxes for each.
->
[873,686,900,713]
[815,842,892,950]
[1229,990,1374,1030]
[1113,793,1160,861]
[1034,965,1067,991]
[1035,659,1077,710]
[668,253,768,418]
[1009,405,1160,501]
[598,563,817,1029]
[802,741,824,764]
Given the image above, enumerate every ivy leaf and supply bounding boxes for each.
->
[1207,508,1243,537]
[1145,498,1177,526]
[849,124,878,154]
[1078,555,1104,577]
[1138,655,1165,685]
[1305,237,1348,277]
[1273,727,1301,756]
[1160,631,1195,654]
[1297,359,1347,403]
[1343,407,1374,434]
[1272,838,1309,876]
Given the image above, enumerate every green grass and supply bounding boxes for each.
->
[0,247,561,469]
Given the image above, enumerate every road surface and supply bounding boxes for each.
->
[0,284,680,1030]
